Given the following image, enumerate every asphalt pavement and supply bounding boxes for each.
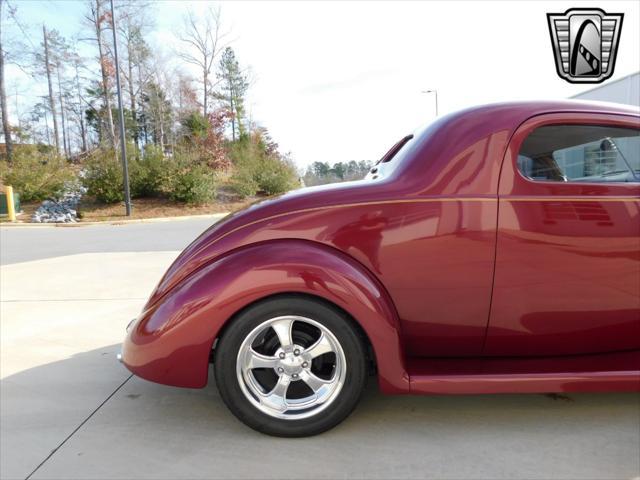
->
[1,220,639,480]
[0,217,217,265]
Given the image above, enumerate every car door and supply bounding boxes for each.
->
[485,112,640,356]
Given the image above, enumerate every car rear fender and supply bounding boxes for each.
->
[121,239,409,393]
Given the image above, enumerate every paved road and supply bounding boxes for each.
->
[0,217,219,265]
[1,221,639,479]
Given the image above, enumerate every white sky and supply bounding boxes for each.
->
[6,0,640,168]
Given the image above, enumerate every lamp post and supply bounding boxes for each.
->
[421,89,438,116]
[110,0,132,216]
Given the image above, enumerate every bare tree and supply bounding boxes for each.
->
[117,1,152,149]
[72,52,88,152]
[0,0,12,161]
[85,0,116,147]
[30,98,52,145]
[42,25,61,154]
[46,29,74,157]
[176,73,199,117]
[55,60,70,157]
[144,52,176,151]
[177,6,226,117]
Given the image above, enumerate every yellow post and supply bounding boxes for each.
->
[6,186,16,222]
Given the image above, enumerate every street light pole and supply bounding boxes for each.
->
[110,0,132,216]
[421,89,438,117]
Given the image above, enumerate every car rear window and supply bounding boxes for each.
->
[368,135,415,180]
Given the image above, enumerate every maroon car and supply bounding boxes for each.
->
[121,101,640,436]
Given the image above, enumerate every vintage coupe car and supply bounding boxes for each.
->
[121,101,640,436]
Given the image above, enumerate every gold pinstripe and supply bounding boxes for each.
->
[211,196,638,244]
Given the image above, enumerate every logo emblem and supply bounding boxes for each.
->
[547,8,623,83]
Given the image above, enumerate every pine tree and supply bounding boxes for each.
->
[217,47,248,142]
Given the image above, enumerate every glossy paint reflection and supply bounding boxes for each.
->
[488,112,640,355]
[122,101,640,392]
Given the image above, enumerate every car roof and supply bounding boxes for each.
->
[409,99,639,160]
[445,99,639,123]
[410,100,639,157]
[400,100,639,181]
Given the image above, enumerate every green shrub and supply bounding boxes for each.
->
[84,145,171,203]
[84,146,217,205]
[228,168,259,198]
[228,137,298,197]
[165,154,216,204]
[181,112,209,141]
[130,145,168,198]
[82,149,125,203]
[0,146,75,202]
[255,158,298,195]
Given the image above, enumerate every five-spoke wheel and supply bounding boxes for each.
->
[236,315,346,419]
[214,296,368,436]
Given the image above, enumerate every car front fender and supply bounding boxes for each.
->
[121,240,409,393]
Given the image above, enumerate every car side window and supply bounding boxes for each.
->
[518,125,639,183]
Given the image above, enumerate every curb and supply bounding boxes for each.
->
[0,212,229,228]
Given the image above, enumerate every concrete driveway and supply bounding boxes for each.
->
[1,222,639,479]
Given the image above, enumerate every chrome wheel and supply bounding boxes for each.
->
[236,315,347,420]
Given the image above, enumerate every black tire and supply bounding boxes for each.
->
[214,295,368,437]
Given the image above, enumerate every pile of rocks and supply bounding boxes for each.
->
[31,187,86,223]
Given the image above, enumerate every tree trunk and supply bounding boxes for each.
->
[94,0,116,147]
[0,0,12,162]
[0,50,11,161]
[158,105,164,151]
[56,66,69,158]
[230,87,235,141]
[75,64,87,152]
[43,25,61,154]
[203,62,208,117]
[43,108,51,145]
[136,60,148,145]
[126,43,138,149]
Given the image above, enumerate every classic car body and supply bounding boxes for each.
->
[122,101,640,415]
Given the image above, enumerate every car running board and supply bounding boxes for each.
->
[406,350,640,394]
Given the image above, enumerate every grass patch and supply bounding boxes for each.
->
[76,195,255,222]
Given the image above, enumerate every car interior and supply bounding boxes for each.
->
[518,125,639,183]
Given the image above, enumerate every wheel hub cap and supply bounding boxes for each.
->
[236,315,347,420]
[277,347,307,377]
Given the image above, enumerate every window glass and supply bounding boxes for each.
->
[367,135,416,180]
[518,125,639,183]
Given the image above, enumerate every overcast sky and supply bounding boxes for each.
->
[6,0,640,168]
